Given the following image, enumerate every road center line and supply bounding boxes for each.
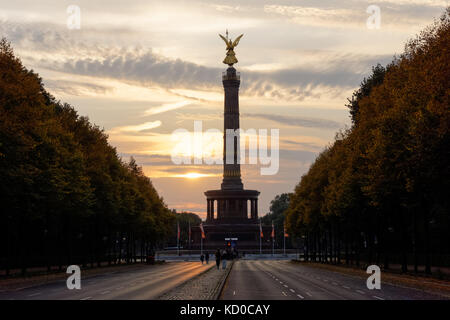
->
[356,290,365,294]
[80,296,92,300]
[297,294,304,299]
[373,296,384,300]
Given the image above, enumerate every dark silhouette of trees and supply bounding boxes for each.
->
[0,39,175,275]
[286,9,450,274]
[261,193,293,249]
[166,211,202,249]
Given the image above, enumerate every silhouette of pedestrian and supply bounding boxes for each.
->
[205,252,210,264]
[221,250,227,269]
[200,254,204,264]
[215,249,221,270]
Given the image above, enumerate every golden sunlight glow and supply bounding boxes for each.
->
[174,172,218,179]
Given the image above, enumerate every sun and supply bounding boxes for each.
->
[176,172,211,179]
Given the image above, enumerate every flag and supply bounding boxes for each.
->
[177,221,180,241]
[259,220,263,238]
[284,222,289,237]
[200,223,206,239]
[271,221,275,238]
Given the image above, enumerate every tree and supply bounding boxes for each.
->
[286,8,450,273]
[0,39,175,275]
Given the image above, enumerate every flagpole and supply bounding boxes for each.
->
[200,222,205,256]
[283,223,286,256]
[177,221,179,256]
[272,221,274,256]
[272,237,274,256]
[188,221,191,258]
[259,219,262,255]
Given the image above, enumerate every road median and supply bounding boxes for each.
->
[158,260,233,300]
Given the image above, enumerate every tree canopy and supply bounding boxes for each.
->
[285,9,450,273]
[0,39,175,275]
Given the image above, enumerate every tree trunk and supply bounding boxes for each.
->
[424,211,431,274]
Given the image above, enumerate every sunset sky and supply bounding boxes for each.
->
[1,0,447,219]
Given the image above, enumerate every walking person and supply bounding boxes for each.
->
[215,249,221,270]
[221,250,227,270]
[205,252,210,264]
[200,254,204,265]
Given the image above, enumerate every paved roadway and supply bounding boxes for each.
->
[221,260,446,300]
[0,262,212,300]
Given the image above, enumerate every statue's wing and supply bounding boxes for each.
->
[232,34,244,47]
[219,34,228,46]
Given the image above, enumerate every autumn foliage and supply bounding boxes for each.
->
[286,9,450,273]
[0,39,175,275]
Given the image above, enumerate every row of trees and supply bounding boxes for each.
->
[285,9,450,274]
[0,39,175,275]
[166,211,202,249]
[261,193,294,249]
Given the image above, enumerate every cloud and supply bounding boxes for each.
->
[1,22,382,91]
[2,21,394,102]
[282,139,325,152]
[110,120,162,134]
[43,79,113,96]
[263,2,447,29]
[43,48,388,102]
[245,113,343,129]
[372,0,448,7]
[144,101,192,116]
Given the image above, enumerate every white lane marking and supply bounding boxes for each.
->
[332,282,338,286]
[28,292,41,297]
[373,296,384,300]
[284,284,288,288]
[282,292,287,296]
[297,294,304,299]
[279,281,283,284]
[233,290,236,296]
[290,289,295,293]
[306,292,312,297]
[80,296,92,300]
[101,290,110,295]
[356,290,366,294]
[323,279,329,282]
[343,286,350,289]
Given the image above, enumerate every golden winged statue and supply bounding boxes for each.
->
[219,30,244,66]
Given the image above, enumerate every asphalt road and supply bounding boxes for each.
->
[221,260,445,300]
[0,262,212,300]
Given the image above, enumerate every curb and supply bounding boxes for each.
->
[157,263,215,300]
[209,260,234,300]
